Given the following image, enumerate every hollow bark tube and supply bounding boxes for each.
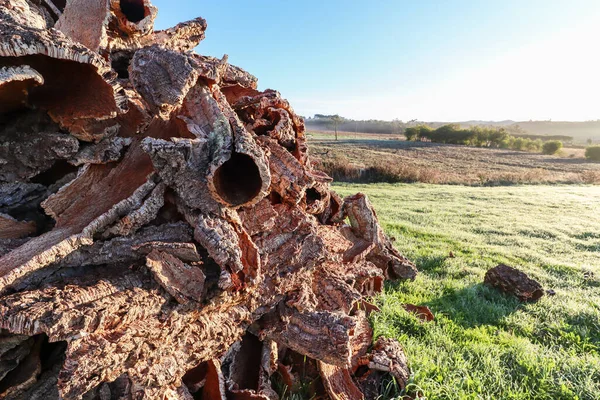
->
[119,0,146,22]
[211,152,265,208]
[181,84,270,209]
[110,0,157,36]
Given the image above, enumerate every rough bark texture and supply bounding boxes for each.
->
[0,1,416,399]
[484,264,544,302]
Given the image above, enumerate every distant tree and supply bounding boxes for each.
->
[404,125,433,141]
[432,124,464,144]
[585,146,600,162]
[587,138,593,145]
[329,115,344,141]
[404,126,420,141]
[542,140,563,155]
[532,139,543,152]
[488,128,509,147]
[513,137,526,151]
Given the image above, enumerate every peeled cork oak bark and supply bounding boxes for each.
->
[0,1,417,398]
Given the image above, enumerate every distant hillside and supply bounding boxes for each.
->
[451,120,516,127]
[508,121,600,143]
[305,115,600,144]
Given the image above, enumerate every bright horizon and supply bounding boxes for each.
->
[153,0,600,122]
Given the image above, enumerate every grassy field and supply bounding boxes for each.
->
[310,133,600,185]
[332,183,600,399]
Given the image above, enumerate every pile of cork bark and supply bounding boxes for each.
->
[0,1,418,398]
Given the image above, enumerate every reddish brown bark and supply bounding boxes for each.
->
[0,1,416,398]
[484,264,544,302]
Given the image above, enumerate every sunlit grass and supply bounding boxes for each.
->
[333,183,600,399]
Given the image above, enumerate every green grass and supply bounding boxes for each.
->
[332,183,600,400]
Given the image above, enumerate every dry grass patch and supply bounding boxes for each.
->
[310,135,600,185]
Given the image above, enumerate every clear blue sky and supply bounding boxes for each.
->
[153,0,600,122]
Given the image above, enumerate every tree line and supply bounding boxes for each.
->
[305,115,405,134]
[405,124,564,154]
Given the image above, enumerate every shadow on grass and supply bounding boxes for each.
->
[412,254,451,277]
[388,253,523,329]
[423,283,522,328]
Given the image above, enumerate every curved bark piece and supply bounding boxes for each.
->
[130,46,200,119]
[317,225,353,257]
[0,0,52,30]
[313,267,362,315]
[58,295,252,398]
[0,266,163,340]
[484,264,544,302]
[100,180,165,238]
[403,304,435,322]
[319,189,344,225]
[0,334,42,398]
[350,312,373,371]
[109,0,157,38]
[0,213,35,239]
[210,87,271,208]
[318,361,364,400]
[252,203,326,276]
[238,198,277,236]
[0,182,45,211]
[221,62,258,91]
[304,182,331,215]
[255,303,356,367]
[193,54,228,85]
[0,333,31,382]
[141,137,223,214]
[344,193,417,280]
[107,17,207,53]
[0,65,43,113]
[257,137,312,205]
[232,90,304,139]
[0,119,79,182]
[264,107,295,148]
[57,222,192,268]
[132,242,201,263]
[55,0,111,52]
[343,260,385,297]
[367,338,410,390]
[0,19,125,141]
[231,90,307,164]
[0,167,158,293]
[148,17,207,52]
[69,136,131,166]
[187,211,259,290]
[146,249,205,304]
[203,359,227,400]
[0,229,93,295]
[225,335,278,400]
[43,139,159,231]
[194,54,258,90]
[182,362,207,394]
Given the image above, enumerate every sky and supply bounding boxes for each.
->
[153,0,600,122]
